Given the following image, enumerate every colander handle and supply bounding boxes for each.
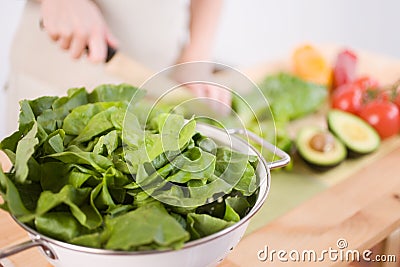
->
[227,128,291,170]
[0,238,57,260]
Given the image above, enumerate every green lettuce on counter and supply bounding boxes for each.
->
[232,73,328,165]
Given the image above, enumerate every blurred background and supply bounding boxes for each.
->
[1,0,400,139]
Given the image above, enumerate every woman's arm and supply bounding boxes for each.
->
[177,0,231,115]
[178,0,223,62]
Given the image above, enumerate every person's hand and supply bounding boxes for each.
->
[40,0,118,63]
[175,45,232,116]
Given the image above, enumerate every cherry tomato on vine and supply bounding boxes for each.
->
[394,96,400,111]
[355,76,391,102]
[353,76,388,102]
[352,76,380,91]
[393,85,400,111]
[331,83,363,114]
[358,100,400,139]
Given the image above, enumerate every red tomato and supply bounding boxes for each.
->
[394,85,400,110]
[352,76,380,91]
[331,83,363,114]
[363,88,391,103]
[352,76,389,103]
[358,100,400,139]
[353,76,391,103]
[395,96,400,111]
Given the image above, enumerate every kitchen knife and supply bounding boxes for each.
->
[104,46,193,104]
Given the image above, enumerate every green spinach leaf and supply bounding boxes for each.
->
[105,203,189,250]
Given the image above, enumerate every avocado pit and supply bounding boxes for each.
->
[309,132,335,153]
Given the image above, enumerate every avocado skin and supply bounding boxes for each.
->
[346,148,369,158]
[296,151,343,172]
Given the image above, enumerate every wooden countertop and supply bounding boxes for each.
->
[1,45,400,267]
[221,144,400,267]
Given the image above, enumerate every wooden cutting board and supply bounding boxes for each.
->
[242,44,400,232]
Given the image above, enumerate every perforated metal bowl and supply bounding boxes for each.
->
[0,124,290,267]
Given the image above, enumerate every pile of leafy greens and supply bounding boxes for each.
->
[232,73,328,165]
[0,84,259,251]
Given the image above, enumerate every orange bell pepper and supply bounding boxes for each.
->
[292,44,332,87]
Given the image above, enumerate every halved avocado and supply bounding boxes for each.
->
[296,126,347,171]
[328,109,380,156]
